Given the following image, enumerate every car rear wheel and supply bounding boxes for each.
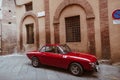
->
[32,57,40,68]
[69,63,83,76]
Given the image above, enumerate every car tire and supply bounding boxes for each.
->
[31,57,40,68]
[69,63,83,76]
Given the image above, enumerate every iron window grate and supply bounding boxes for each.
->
[65,16,81,42]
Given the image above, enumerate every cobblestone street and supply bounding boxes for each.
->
[0,54,119,80]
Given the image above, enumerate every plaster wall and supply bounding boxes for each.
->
[108,0,120,62]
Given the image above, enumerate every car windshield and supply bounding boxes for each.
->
[59,44,71,54]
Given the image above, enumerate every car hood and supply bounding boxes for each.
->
[67,52,97,62]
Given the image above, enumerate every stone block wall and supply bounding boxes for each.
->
[0,0,17,55]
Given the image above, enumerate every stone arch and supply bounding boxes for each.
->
[19,12,39,50]
[53,0,96,54]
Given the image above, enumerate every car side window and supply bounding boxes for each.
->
[40,46,63,54]
[45,46,56,53]
[56,47,63,54]
[40,47,46,52]
[45,46,52,52]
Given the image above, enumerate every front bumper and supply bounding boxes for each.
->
[90,61,100,72]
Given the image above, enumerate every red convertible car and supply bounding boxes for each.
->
[27,44,99,76]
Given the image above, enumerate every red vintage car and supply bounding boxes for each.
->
[27,44,99,76]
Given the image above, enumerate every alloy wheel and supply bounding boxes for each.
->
[32,57,40,67]
[70,63,83,76]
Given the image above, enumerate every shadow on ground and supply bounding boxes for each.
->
[26,62,99,78]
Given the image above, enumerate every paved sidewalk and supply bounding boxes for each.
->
[0,54,120,80]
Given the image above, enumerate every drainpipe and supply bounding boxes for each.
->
[0,19,2,55]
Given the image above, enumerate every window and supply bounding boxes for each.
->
[25,2,33,11]
[56,47,62,54]
[40,46,61,54]
[40,46,55,53]
[45,46,55,52]
[40,47,46,52]
[26,23,34,44]
[65,16,81,42]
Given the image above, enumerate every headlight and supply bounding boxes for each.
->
[89,63,95,68]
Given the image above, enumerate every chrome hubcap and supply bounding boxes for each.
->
[33,59,39,66]
[71,65,79,75]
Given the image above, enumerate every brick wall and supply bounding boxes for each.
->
[99,0,111,59]
[44,0,51,44]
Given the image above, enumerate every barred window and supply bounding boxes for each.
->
[65,16,81,42]
[25,2,33,11]
[26,23,34,44]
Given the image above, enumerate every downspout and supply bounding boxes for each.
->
[0,0,2,55]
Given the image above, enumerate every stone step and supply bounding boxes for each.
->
[98,59,112,65]
[112,62,120,67]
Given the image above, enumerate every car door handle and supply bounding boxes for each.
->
[63,55,67,58]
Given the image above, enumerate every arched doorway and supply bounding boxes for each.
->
[53,0,96,54]
[19,12,39,51]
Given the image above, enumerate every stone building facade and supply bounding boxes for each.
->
[15,0,120,62]
[0,0,17,55]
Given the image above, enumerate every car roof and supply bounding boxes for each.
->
[45,44,60,46]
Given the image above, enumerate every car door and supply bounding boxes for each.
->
[44,52,63,67]
[39,46,56,65]
[55,46,70,68]
[40,46,65,67]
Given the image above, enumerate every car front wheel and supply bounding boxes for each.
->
[69,63,83,76]
[31,57,40,68]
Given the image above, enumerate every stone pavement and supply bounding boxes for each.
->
[0,54,120,80]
